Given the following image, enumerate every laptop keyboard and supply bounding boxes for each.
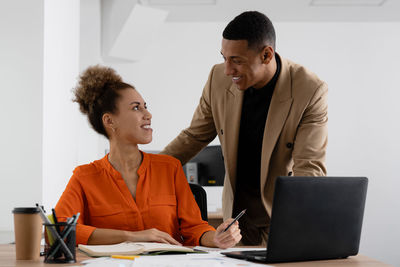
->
[240,250,267,256]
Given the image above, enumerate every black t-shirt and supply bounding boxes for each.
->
[232,56,281,244]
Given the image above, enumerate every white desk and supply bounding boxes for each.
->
[0,244,394,267]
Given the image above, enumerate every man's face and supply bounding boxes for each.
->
[221,38,268,90]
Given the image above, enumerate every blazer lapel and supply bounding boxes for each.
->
[260,57,293,191]
[224,83,244,193]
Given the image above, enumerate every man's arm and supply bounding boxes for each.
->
[160,66,218,165]
[292,82,328,176]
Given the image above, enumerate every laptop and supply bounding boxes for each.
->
[222,176,368,263]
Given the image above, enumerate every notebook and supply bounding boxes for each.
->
[222,176,368,263]
[78,242,195,257]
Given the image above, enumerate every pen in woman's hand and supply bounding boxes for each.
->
[223,209,246,232]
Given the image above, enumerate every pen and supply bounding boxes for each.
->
[52,208,61,234]
[223,209,246,232]
[111,255,140,260]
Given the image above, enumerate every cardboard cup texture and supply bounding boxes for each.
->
[12,207,42,260]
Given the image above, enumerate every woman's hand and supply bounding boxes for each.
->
[128,228,182,245]
[200,219,242,248]
[88,228,182,245]
[213,218,242,249]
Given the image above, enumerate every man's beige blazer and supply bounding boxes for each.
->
[161,54,328,221]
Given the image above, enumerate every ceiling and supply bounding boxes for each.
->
[135,0,400,22]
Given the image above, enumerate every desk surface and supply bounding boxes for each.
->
[0,244,393,267]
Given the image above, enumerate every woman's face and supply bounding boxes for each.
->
[109,88,153,145]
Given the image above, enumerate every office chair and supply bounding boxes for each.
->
[189,183,208,221]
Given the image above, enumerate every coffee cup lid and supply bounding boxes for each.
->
[12,207,40,214]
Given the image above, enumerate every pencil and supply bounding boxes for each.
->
[111,255,140,260]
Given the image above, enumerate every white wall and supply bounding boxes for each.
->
[42,0,81,209]
[79,8,400,264]
[276,22,400,266]
[78,0,109,164]
[290,23,400,266]
[0,0,44,232]
[107,22,225,151]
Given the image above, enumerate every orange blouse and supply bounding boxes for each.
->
[55,152,214,245]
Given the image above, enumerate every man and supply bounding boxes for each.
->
[161,11,328,245]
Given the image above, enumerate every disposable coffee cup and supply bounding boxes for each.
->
[12,207,42,260]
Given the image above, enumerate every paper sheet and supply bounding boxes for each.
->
[81,257,134,267]
[132,253,269,267]
[80,248,271,267]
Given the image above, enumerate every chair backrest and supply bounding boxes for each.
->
[189,183,208,221]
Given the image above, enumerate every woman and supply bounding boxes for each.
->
[55,65,241,248]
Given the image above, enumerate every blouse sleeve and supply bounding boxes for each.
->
[55,169,96,245]
[174,164,215,245]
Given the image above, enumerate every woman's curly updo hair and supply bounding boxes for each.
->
[73,65,134,139]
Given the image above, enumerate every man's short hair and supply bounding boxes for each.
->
[223,11,276,52]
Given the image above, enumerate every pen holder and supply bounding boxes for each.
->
[43,222,76,263]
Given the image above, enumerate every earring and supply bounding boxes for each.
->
[111,127,115,132]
